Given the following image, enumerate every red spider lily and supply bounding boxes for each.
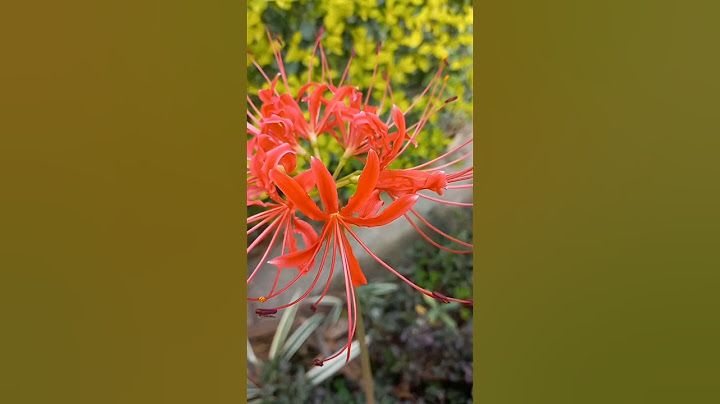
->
[247,28,473,365]
[258,151,465,363]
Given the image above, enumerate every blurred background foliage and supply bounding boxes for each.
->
[248,208,473,403]
[247,0,473,170]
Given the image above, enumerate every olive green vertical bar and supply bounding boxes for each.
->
[241,0,249,401]
[472,2,480,402]
[474,1,720,403]
[0,1,245,403]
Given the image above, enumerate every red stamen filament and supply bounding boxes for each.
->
[403,213,473,254]
[265,28,290,94]
[420,152,473,171]
[344,224,434,298]
[337,49,355,88]
[266,218,294,297]
[247,215,275,235]
[312,234,338,308]
[248,206,283,224]
[318,42,333,87]
[262,227,333,306]
[247,213,284,254]
[247,95,263,120]
[364,42,382,109]
[417,193,473,207]
[407,206,473,249]
[246,213,286,285]
[248,55,279,96]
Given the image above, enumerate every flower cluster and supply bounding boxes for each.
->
[247,28,473,365]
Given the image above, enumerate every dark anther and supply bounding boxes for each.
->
[351,47,356,58]
[313,358,324,367]
[275,35,283,46]
[377,42,383,53]
[310,304,317,313]
[256,308,278,318]
[431,291,451,304]
[445,96,458,104]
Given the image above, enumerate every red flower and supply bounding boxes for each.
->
[269,150,416,274]
[247,28,473,365]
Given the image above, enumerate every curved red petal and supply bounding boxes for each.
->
[262,144,296,181]
[343,194,418,227]
[293,217,319,248]
[310,157,338,214]
[269,169,327,221]
[340,230,367,287]
[340,150,379,216]
[308,85,328,127]
[392,105,406,138]
[294,169,317,192]
[268,230,325,272]
[358,189,384,217]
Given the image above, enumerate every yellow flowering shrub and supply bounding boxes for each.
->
[247,0,472,168]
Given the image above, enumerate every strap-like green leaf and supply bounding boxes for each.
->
[268,290,302,360]
[308,294,343,327]
[281,313,325,361]
[356,282,399,297]
[306,336,371,386]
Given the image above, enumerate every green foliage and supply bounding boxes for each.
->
[355,207,474,401]
[247,0,473,169]
[248,287,399,402]
[408,208,473,322]
[247,291,356,402]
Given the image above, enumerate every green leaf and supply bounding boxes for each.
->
[356,282,399,297]
[309,294,343,327]
[268,289,302,360]
[306,336,371,386]
[281,313,325,361]
[440,313,458,330]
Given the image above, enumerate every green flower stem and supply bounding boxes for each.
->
[333,178,352,189]
[332,156,349,180]
[308,133,322,159]
[337,170,361,184]
[354,290,374,404]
